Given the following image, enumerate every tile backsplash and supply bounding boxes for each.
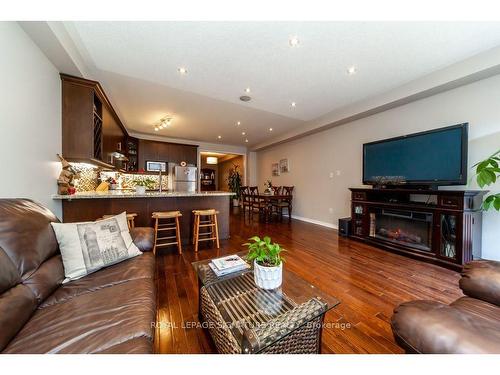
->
[71,163,168,192]
[71,163,99,191]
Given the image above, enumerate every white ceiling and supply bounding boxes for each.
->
[64,21,500,147]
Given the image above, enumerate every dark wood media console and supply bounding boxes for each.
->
[349,188,486,270]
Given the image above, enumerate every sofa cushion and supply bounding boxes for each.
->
[40,252,154,309]
[391,299,500,354]
[459,260,500,307]
[3,277,156,354]
[51,212,142,282]
[450,296,500,324]
[0,199,62,351]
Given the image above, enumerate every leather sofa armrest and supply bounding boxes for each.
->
[130,227,155,253]
[459,260,500,306]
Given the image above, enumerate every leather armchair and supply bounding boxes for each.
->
[130,227,155,252]
[391,260,500,353]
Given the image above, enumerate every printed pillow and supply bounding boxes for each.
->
[51,212,142,282]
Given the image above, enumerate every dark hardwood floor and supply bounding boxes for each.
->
[154,207,463,354]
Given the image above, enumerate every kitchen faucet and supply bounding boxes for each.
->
[158,168,163,193]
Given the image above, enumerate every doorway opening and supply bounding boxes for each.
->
[199,152,245,192]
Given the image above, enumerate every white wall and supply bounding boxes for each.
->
[257,74,500,260]
[0,22,62,217]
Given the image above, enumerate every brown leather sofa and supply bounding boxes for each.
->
[0,199,156,354]
[391,260,500,353]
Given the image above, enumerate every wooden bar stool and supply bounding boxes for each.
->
[101,213,137,230]
[192,209,220,253]
[152,211,182,255]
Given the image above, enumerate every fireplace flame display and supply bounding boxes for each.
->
[377,228,422,245]
[370,209,433,252]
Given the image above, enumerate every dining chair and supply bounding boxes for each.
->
[249,186,267,219]
[269,186,282,220]
[273,186,294,222]
[271,186,282,195]
[240,186,250,214]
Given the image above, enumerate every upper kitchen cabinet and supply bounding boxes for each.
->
[61,74,127,168]
[61,76,95,161]
[62,74,198,171]
[137,139,198,170]
[101,103,126,165]
[169,143,195,165]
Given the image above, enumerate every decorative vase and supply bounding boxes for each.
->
[233,198,239,207]
[254,260,283,290]
[135,186,146,194]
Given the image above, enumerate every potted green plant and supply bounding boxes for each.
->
[134,178,155,194]
[244,236,285,289]
[473,149,500,210]
[227,164,242,206]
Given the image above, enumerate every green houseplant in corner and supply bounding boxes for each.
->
[244,236,285,289]
[227,164,242,207]
[473,149,500,210]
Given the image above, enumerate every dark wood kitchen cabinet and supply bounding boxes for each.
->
[138,139,159,168]
[102,103,126,164]
[61,74,127,168]
[61,77,95,161]
[137,139,198,170]
[62,74,198,171]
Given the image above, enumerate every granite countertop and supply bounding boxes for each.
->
[53,190,235,200]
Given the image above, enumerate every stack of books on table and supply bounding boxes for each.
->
[209,255,250,277]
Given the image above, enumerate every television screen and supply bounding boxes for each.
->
[363,124,468,186]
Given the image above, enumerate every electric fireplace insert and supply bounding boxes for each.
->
[369,209,433,252]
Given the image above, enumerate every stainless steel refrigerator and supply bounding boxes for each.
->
[172,165,197,192]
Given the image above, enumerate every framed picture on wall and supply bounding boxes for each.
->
[272,163,280,176]
[279,158,290,173]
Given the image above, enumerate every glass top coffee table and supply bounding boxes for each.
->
[192,252,340,354]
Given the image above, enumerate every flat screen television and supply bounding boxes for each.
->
[363,123,468,187]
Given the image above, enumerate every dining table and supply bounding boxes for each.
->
[252,193,292,222]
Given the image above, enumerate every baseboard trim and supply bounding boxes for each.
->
[291,214,338,230]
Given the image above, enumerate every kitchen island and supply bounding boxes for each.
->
[53,191,234,245]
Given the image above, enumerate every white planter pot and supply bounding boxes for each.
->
[135,186,146,194]
[254,260,283,290]
[233,198,239,207]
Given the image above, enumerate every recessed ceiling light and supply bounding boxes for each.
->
[245,139,249,143]
[244,88,251,93]
[347,66,357,75]
[291,102,296,107]
[242,132,246,136]
[154,127,159,132]
[289,36,300,47]
[269,128,273,132]
[217,135,222,139]
[237,121,241,126]
[178,67,188,75]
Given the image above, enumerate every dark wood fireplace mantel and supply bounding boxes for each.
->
[349,187,486,270]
